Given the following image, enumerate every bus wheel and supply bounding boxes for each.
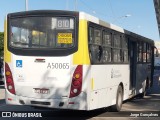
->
[111,85,123,112]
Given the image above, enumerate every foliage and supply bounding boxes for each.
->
[0,32,4,57]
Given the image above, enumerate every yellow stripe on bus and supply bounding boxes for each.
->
[4,19,11,63]
[73,20,90,65]
[91,78,94,90]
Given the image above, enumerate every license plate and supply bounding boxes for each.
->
[34,88,49,94]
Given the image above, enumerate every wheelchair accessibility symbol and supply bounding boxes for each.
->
[16,60,22,68]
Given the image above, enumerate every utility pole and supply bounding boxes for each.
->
[25,0,28,11]
[75,0,77,11]
[66,0,69,10]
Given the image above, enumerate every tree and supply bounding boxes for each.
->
[0,32,4,57]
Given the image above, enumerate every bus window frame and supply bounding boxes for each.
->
[7,11,79,56]
[146,43,152,63]
[88,25,102,64]
[102,30,112,63]
[88,22,129,65]
[112,31,122,63]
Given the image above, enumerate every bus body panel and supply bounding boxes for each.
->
[89,65,130,110]
[12,54,72,99]
[5,56,89,110]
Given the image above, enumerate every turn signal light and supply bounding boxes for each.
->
[6,71,11,76]
[75,73,80,79]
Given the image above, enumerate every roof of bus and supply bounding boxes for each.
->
[7,10,154,44]
[79,12,124,33]
[79,11,154,44]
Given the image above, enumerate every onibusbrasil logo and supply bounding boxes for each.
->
[1,112,42,118]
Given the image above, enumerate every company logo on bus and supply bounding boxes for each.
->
[111,68,122,78]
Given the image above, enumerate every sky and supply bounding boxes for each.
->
[0,0,159,40]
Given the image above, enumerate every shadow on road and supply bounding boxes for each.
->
[32,107,111,118]
[0,99,5,105]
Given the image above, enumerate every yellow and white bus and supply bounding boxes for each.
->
[4,10,154,111]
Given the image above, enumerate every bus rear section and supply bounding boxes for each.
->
[5,56,87,110]
[4,10,87,110]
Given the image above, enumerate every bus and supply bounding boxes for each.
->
[4,10,154,111]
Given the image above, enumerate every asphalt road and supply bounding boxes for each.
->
[0,71,160,120]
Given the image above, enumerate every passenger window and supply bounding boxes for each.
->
[143,43,147,62]
[112,33,122,62]
[114,34,121,48]
[122,35,128,49]
[147,44,151,62]
[11,27,29,48]
[89,27,94,43]
[123,50,128,62]
[94,29,101,45]
[137,42,142,62]
[89,45,103,63]
[102,48,111,63]
[113,49,121,62]
[103,31,111,46]
[89,27,102,64]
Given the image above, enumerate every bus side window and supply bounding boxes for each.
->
[89,27,102,64]
[123,50,128,62]
[89,45,101,63]
[94,29,101,45]
[102,48,111,63]
[122,35,128,63]
[102,31,111,63]
[147,44,151,62]
[113,34,121,63]
[137,42,143,62]
[113,49,121,62]
[89,27,94,44]
[143,43,147,63]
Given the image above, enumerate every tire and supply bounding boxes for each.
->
[111,85,123,112]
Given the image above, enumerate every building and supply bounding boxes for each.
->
[154,0,160,34]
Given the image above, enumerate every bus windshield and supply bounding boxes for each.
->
[10,16,75,49]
